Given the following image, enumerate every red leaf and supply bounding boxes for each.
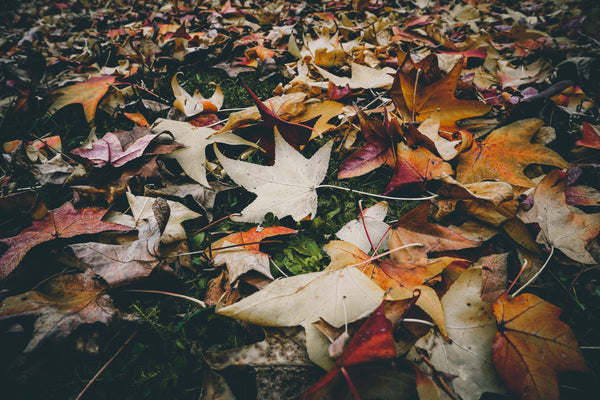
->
[303,303,396,399]
[575,122,600,149]
[0,202,132,281]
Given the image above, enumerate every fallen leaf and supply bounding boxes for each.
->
[575,122,600,149]
[302,303,396,398]
[518,169,600,263]
[0,202,131,281]
[456,119,569,188]
[172,74,223,117]
[338,108,397,179]
[492,293,589,400]
[314,62,396,89]
[384,142,453,194]
[151,118,257,187]
[216,259,384,369]
[291,100,344,138]
[412,266,508,400]
[478,253,509,303]
[210,226,297,283]
[215,130,333,224]
[0,269,118,352]
[48,75,117,123]
[390,56,491,131]
[335,201,390,253]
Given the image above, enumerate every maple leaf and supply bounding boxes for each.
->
[390,56,491,131]
[518,169,600,264]
[216,259,384,369]
[338,108,398,179]
[492,293,589,400]
[456,119,569,188]
[302,303,396,399]
[47,75,117,123]
[210,226,297,283]
[215,130,333,224]
[384,142,454,194]
[151,118,257,187]
[0,270,118,352]
[171,73,223,117]
[413,266,508,400]
[335,201,390,253]
[70,198,190,287]
[314,62,396,89]
[70,128,170,168]
[0,202,131,281]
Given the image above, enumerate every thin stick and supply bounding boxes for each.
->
[340,366,362,400]
[358,200,376,253]
[75,330,138,400]
[402,318,435,327]
[348,243,424,268]
[193,213,241,235]
[505,259,528,295]
[124,289,207,308]
[511,247,554,298]
[174,240,284,257]
[317,184,437,201]
[270,259,288,277]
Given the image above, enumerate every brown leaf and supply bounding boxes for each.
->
[477,253,508,303]
[0,270,118,352]
[0,202,132,281]
[492,293,589,400]
[518,169,600,264]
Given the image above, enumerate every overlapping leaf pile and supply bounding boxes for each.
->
[1,0,599,398]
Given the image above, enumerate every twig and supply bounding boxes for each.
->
[75,330,138,400]
[124,289,207,308]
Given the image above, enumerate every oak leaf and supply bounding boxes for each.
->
[0,202,131,281]
[390,56,491,131]
[518,169,600,264]
[456,119,568,188]
[151,118,257,187]
[48,75,117,123]
[215,130,333,224]
[0,270,118,352]
[492,293,589,400]
[210,226,297,283]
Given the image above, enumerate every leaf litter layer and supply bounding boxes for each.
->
[0,0,599,399]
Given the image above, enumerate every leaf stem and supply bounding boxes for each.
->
[317,184,437,201]
[349,243,424,268]
[511,246,554,298]
[358,200,376,253]
[123,289,207,308]
[340,366,362,400]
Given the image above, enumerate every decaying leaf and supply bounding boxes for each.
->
[0,269,119,352]
[216,130,332,223]
[0,202,131,281]
[492,293,589,400]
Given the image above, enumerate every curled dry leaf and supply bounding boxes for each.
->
[0,202,132,281]
[171,74,223,117]
[492,293,589,400]
[314,62,396,90]
[518,169,600,264]
[215,130,332,224]
[151,118,257,187]
[0,270,118,352]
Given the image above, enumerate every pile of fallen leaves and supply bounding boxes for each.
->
[1,0,599,398]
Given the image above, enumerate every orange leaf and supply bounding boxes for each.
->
[492,293,589,400]
[456,119,568,188]
[390,55,491,131]
[48,75,117,123]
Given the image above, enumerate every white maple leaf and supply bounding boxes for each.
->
[215,130,333,223]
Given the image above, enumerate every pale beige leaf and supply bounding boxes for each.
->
[314,62,395,89]
[336,201,390,253]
